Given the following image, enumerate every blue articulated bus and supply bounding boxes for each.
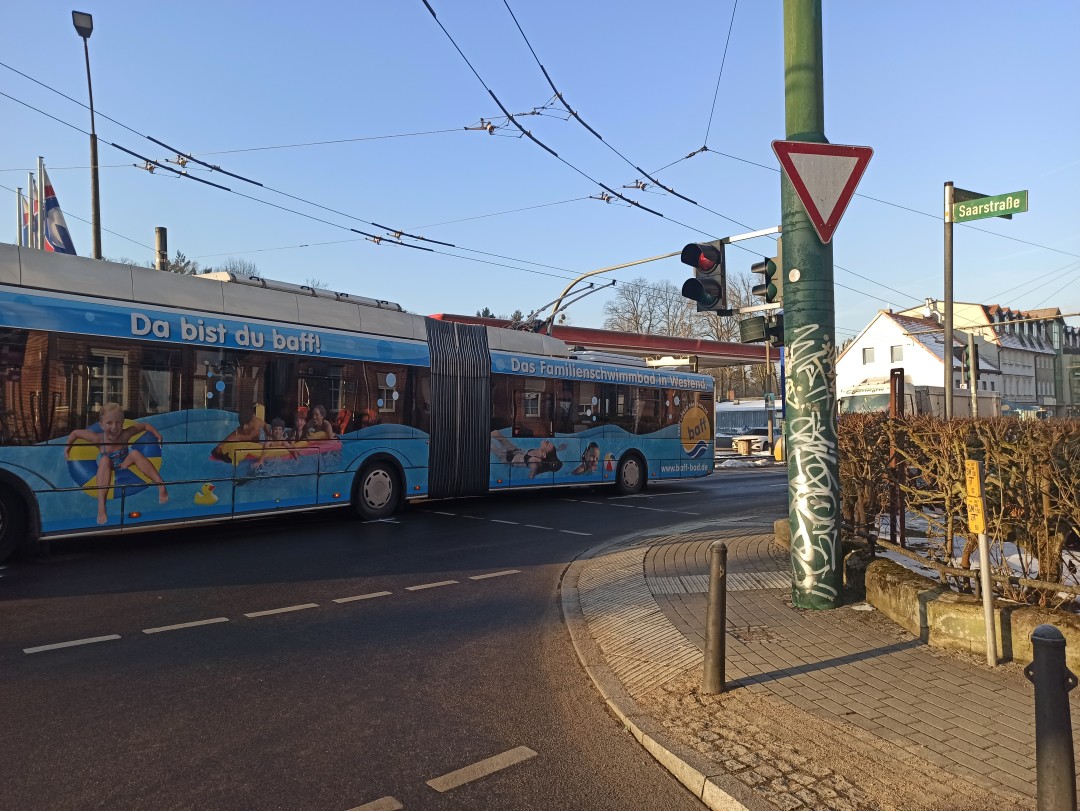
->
[0,244,714,560]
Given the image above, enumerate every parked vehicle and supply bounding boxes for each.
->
[731,427,771,453]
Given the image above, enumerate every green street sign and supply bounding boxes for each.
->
[952,190,1028,223]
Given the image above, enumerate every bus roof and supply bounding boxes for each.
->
[0,242,577,359]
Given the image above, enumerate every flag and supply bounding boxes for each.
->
[41,167,77,255]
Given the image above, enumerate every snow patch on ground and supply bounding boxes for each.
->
[716,458,778,469]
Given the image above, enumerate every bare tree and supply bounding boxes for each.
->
[602,277,698,336]
[304,277,330,290]
[216,257,258,276]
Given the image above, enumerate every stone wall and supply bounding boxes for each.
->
[772,517,1080,669]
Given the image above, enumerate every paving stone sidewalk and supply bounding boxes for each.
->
[563,520,1080,811]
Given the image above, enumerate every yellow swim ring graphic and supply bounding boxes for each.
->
[66,421,164,500]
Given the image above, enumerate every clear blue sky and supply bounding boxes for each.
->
[3,1,1078,340]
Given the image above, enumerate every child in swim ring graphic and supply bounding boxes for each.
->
[252,418,296,468]
[210,403,266,463]
[572,441,600,475]
[65,403,168,525]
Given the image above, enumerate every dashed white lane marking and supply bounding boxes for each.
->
[469,570,521,580]
[612,489,698,498]
[559,530,592,536]
[346,796,403,811]
[565,497,697,515]
[426,745,538,792]
[333,591,392,603]
[24,635,121,654]
[406,580,458,591]
[143,617,229,634]
[244,603,319,618]
[433,511,457,516]
[459,515,485,520]
[489,519,519,525]
[523,524,552,530]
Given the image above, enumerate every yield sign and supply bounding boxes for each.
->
[771,141,873,243]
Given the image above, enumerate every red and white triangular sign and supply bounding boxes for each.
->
[771,141,873,243]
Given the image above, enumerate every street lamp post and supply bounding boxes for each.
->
[72,10,102,259]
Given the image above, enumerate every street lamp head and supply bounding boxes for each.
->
[72,10,93,39]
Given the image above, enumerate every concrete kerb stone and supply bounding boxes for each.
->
[865,558,1080,671]
[560,521,774,811]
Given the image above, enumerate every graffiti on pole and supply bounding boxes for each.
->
[785,321,840,601]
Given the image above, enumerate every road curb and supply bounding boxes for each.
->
[560,529,773,811]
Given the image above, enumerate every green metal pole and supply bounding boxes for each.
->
[783,0,841,609]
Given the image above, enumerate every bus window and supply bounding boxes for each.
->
[194,349,266,417]
[554,380,574,434]
[138,347,181,416]
[490,374,514,433]
[514,377,551,438]
[575,382,600,431]
[632,387,661,434]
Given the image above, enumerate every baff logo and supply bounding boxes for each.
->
[679,404,711,458]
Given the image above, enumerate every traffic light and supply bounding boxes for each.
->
[737,314,784,347]
[680,240,729,313]
[750,240,784,305]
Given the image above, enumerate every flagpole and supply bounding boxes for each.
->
[27,172,36,248]
[16,187,23,246]
[37,157,46,250]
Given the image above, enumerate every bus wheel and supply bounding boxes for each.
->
[615,453,646,495]
[353,463,400,520]
[0,486,28,563]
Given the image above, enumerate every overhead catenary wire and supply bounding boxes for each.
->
[501,0,765,233]
[703,1,739,146]
[0,86,923,317]
[0,61,975,319]
[420,0,702,224]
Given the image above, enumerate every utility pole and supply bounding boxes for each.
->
[944,182,955,417]
[967,331,979,417]
[782,0,841,609]
[765,341,774,450]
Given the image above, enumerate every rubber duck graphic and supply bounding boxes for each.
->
[194,483,218,506]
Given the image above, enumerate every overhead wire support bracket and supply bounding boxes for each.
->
[110,142,231,191]
[147,136,263,186]
[370,223,456,248]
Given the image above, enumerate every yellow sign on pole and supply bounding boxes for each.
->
[966,496,986,534]
[965,460,984,498]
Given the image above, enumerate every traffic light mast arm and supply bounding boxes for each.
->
[725,226,782,243]
[544,250,680,333]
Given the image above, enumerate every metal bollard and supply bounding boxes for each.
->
[702,541,728,695]
[1024,624,1078,811]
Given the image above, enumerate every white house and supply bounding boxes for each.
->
[836,310,1001,415]
[900,300,1059,417]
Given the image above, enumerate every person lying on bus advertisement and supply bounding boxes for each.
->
[252,418,295,468]
[211,404,266,464]
[490,431,563,477]
[304,404,336,440]
[572,441,600,475]
[291,406,309,441]
[64,402,168,525]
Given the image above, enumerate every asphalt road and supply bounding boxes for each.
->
[0,468,788,811]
